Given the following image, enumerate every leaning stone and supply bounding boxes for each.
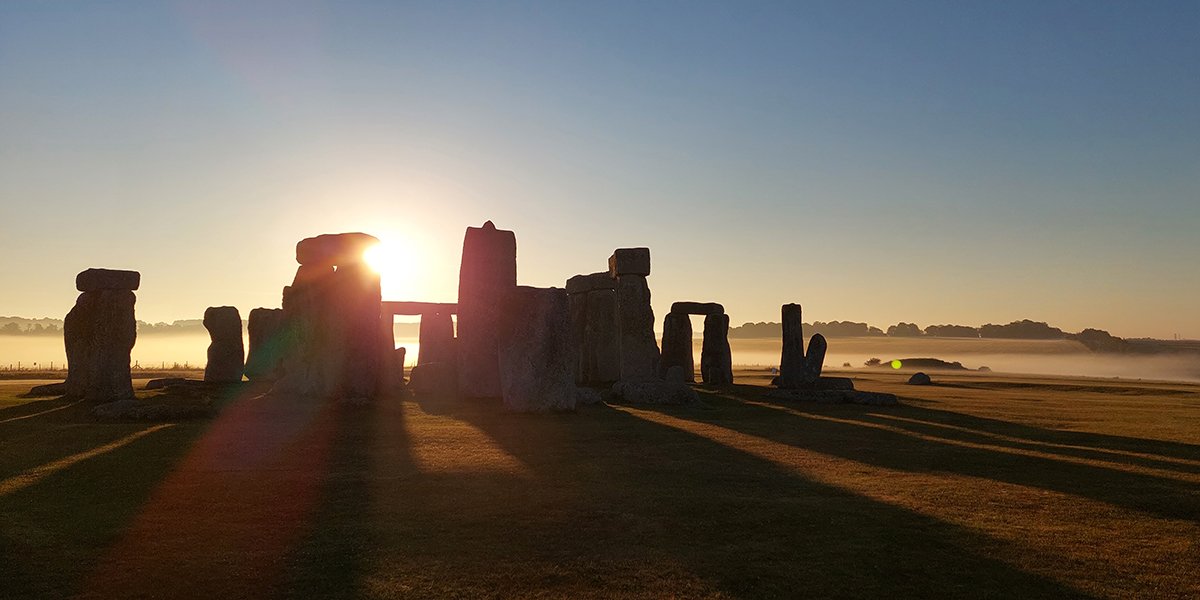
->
[244,308,285,381]
[908,372,932,385]
[803,333,827,383]
[608,247,651,277]
[611,380,697,405]
[295,232,379,266]
[659,312,694,382]
[76,268,140,292]
[565,272,616,295]
[203,306,244,384]
[615,275,659,381]
[64,289,137,402]
[457,220,517,398]
[498,287,576,413]
[670,301,724,315]
[700,313,733,385]
[777,303,805,389]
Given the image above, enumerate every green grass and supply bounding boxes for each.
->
[1,371,1199,598]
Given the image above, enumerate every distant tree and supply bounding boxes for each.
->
[865,357,882,367]
[925,324,980,338]
[886,322,924,337]
[979,320,1066,340]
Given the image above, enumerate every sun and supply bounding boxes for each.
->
[360,236,420,299]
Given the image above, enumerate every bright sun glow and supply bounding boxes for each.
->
[361,236,422,300]
[362,243,389,275]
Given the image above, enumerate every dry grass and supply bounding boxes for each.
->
[1,371,1198,598]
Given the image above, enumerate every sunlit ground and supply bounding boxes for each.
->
[2,370,1199,598]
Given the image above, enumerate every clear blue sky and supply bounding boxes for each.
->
[2,1,1197,338]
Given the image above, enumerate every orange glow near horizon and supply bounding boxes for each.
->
[363,235,422,300]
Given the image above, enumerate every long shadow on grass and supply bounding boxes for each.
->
[438,400,1090,599]
[670,386,1200,523]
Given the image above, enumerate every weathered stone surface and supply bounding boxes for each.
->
[244,308,285,381]
[616,275,659,381]
[144,377,192,390]
[292,264,333,287]
[908,372,932,385]
[64,289,136,402]
[381,301,458,315]
[608,248,651,277]
[570,292,587,384]
[26,382,66,397]
[584,288,621,384]
[701,313,733,386]
[611,380,697,405]
[766,388,898,406]
[777,303,805,389]
[670,301,724,316]
[575,387,603,405]
[659,312,694,382]
[664,365,690,383]
[803,333,827,384]
[457,220,517,398]
[409,361,456,396]
[295,232,379,266]
[498,287,576,413]
[418,310,456,366]
[203,306,244,384]
[565,272,616,295]
[76,268,140,292]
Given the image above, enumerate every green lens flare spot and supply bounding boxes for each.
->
[890,360,903,369]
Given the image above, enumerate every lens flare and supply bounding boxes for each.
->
[891,359,903,369]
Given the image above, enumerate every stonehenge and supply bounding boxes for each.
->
[566,272,620,385]
[202,306,244,383]
[457,221,517,398]
[64,268,139,401]
[610,248,660,381]
[661,301,732,385]
[498,286,576,412]
[273,232,383,400]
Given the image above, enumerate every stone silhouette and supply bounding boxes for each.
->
[659,312,694,382]
[610,248,659,381]
[203,306,244,383]
[663,301,732,385]
[778,303,806,388]
[701,312,734,385]
[803,333,827,384]
[908,372,932,385]
[244,308,285,381]
[64,268,139,401]
[498,286,576,412]
[457,221,517,398]
[566,272,620,385]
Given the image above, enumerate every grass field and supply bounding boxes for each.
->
[2,370,1199,598]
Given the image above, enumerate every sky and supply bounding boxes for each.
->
[1,1,1197,338]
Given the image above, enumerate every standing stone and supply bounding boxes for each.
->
[418,309,456,367]
[659,312,694,382]
[203,306,244,384]
[700,313,733,385]
[778,303,806,389]
[331,262,382,400]
[245,308,285,381]
[498,287,576,412]
[457,221,517,397]
[615,274,659,381]
[803,333,827,384]
[569,292,588,384]
[64,269,138,401]
[585,288,621,384]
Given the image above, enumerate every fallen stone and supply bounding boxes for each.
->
[766,388,898,406]
[76,268,140,292]
[659,312,694,382]
[26,382,66,397]
[565,272,616,295]
[144,378,195,390]
[670,301,724,315]
[409,362,457,396]
[457,220,517,398]
[498,286,576,413]
[611,380,697,405]
[908,372,932,385]
[295,232,379,266]
[608,247,651,277]
[203,306,244,384]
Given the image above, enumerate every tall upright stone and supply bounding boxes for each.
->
[245,308,285,381]
[659,312,694,382]
[457,221,517,398]
[64,269,139,402]
[331,261,382,400]
[418,309,456,367]
[610,248,659,381]
[700,313,733,385]
[566,272,619,385]
[778,303,806,389]
[498,286,576,412]
[203,306,244,384]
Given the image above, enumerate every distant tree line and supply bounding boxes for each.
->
[729,318,1130,352]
